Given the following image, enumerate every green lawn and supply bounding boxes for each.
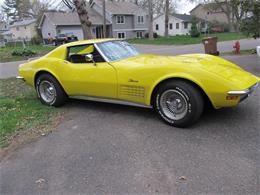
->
[128,32,248,45]
[0,45,55,62]
[221,48,257,56]
[0,78,62,148]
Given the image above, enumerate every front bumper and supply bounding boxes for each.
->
[16,76,25,81]
[227,82,259,102]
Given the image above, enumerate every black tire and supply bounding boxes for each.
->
[153,80,204,128]
[36,74,67,107]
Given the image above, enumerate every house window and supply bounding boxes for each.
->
[16,26,19,31]
[136,31,143,38]
[201,22,206,28]
[137,16,144,24]
[117,32,125,39]
[184,22,188,29]
[116,15,125,24]
[169,23,173,30]
[176,23,179,29]
[156,24,159,30]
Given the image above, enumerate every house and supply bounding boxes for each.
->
[190,3,229,24]
[38,9,111,42]
[90,0,148,39]
[0,21,8,33]
[153,13,207,36]
[0,21,9,43]
[39,0,148,41]
[7,19,37,41]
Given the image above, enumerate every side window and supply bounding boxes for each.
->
[184,22,188,29]
[169,23,173,30]
[117,32,125,39]
[176,23,179,29]
[67,44,105,63]
[137,16,144,24]
[116,15,125,24]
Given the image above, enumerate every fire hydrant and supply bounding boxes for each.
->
[233,41,240,54]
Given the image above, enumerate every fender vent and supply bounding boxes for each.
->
[120,85,145,98]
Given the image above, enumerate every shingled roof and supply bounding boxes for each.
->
[92,0,146,15]
[9,19,36,27]
[172,14,194,22]
[39,6,110,28]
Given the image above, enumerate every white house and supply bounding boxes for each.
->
[154,13,207,36]
[7,19,37,41]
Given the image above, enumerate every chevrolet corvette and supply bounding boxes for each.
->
[17,39,259,127]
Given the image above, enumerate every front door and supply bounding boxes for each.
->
[62,44,117,99]
[96,26,103,38]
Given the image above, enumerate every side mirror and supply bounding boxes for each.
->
[85,54,94,62]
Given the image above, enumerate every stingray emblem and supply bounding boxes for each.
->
[128,79,139,83]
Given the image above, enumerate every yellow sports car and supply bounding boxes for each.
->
[17,39,259,127]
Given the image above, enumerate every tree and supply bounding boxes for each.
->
[62,0,92,39]
[240,0,260,38]
[190,17,200,37]
[148,0,153,40]
[16,0,31,18]
[202,0,253,32]
[102,0,106,38]
[164,0,169,37]
[204,0,233,31]
[1,0,18,22]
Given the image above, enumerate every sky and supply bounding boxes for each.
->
[0,0,197,15]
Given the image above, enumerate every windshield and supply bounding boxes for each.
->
[97,41,140,61]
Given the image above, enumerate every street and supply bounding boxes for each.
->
[134,38,260,56]
[0,44,260,194]
[0,38,259,78]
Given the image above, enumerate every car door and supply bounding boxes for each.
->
[62,44,117,99]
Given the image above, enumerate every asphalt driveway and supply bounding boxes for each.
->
[0,49,260,194]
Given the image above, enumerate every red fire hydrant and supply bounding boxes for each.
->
[233,41,240,54]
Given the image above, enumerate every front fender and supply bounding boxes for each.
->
[146,72,211,106]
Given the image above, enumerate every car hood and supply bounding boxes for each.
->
[114,54,259,88]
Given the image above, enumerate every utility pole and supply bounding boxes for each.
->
[102,0,106,38]
[164,0,169,37]
[148,0,154,40]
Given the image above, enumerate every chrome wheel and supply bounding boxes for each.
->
[159,89,188,120]
[38,80,56,103]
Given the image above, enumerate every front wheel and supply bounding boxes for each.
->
[36,74,67,107]
[153,80,204,128]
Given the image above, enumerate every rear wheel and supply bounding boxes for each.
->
[36,74,67,107]
[153,80,204,127]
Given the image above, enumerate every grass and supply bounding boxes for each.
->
[0,78,61,148]
[0,45,55,62]
[128,32,248,45]
[221,48,257,56]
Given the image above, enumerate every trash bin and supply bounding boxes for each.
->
[202,37,219,56]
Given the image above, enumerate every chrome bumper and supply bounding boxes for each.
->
[227,82,259,102]
[16,76,25,81]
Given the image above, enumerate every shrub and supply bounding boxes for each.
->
[31,36,43,45]
[11,48,37,56]
[190,17,200,37]
[240,1,260,39]
[208,20,229,33]
[144,32,159,39]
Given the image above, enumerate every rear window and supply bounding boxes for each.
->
[68,44,94,56]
